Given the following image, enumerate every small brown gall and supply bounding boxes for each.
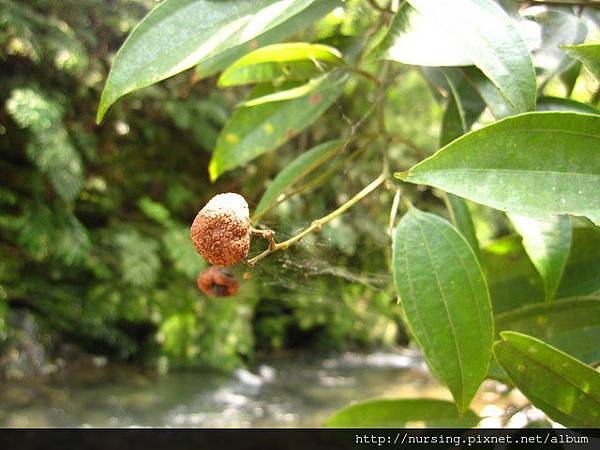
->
[197,267,239,297]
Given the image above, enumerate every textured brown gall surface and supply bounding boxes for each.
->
[191,193,250,266]
[197,267,239,297]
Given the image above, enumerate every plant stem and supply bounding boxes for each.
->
[366,0,394,15]
[246,174,386,266]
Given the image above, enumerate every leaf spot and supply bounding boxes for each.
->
[225,133,239,144]
[263,123,274,135]
[309,94,322,105]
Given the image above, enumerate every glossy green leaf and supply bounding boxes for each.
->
[557,226,600,298]
[397,112,600,226]
[325,398,479,428]
[392,208,493,413]
[509,214,571,301]
[379,0,536,113]
[253,140,344,221]
[218,43,342,87]
[440,72,485,257]
[562,42,600,80]
[195,0,340,80]
[209,72,347,181]
[97,0,327,122]
[496,298,600,366]
[493,331,600,427]
[537,96,600,115]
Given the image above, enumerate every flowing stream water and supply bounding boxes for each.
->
[0,350,520,428]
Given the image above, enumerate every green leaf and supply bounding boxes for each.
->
[218,43,343,87]
[195,0,341,80]
[527,10,588,84]
[440,72,485,258]
[493,331,600,427]
[209,72,347,181]
[397,112,600,226]
[392,208,493,413]
[508,214,571,301]
[537,96,600,115]
[482,236,545,314]
[562,42,600,81]
[253,140,344,221]
[379,0,536,113]
[496,298,600,366]
[240,74,331,107]
[459,66,518,119]
[557,226,600,298]
[325,398,479,428]
[97,0,329,122]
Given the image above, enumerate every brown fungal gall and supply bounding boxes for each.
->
[197,267,239,297]
[191,192,250,266]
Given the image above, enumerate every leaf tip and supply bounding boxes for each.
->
[394,171,410,180]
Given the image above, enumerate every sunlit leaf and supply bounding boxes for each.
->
[397,112,600,226]
[562,42,600,80]
[493,331,600,427]
[253,140,345,221]
[392,208,493,413]
[508,214,571,301]
[209,72,347,181]
[195,0,341,80]
[240,74,331,107]
[97,0,331,122]
[379,0,536,113]
[325,398,479,428]
[526,9,588,83]
[218,43,343,86]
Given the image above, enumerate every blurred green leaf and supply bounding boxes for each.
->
[114,230,161,287]
[97,0,332,122]
[209,72,347,180]
[6,88,83,202]
[392,208,493,413]
[537,96,600,114]
[325,398,479,427]
[398,112,600,226]
[562,42,600,81]
[240,73,334,107]
[482,236,545,314]
[508,214,571,301]
[557,226,600,298]
[527,10,588,84]
[494,331,600,427]
[496,298,600,366]
[379,0,536,113]
[254,140,345,221]
[218,43,343,87]
[163,227,207,280]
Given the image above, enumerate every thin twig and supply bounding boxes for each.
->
[246,174,386,266]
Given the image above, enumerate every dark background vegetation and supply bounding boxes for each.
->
[0,0,418,378]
